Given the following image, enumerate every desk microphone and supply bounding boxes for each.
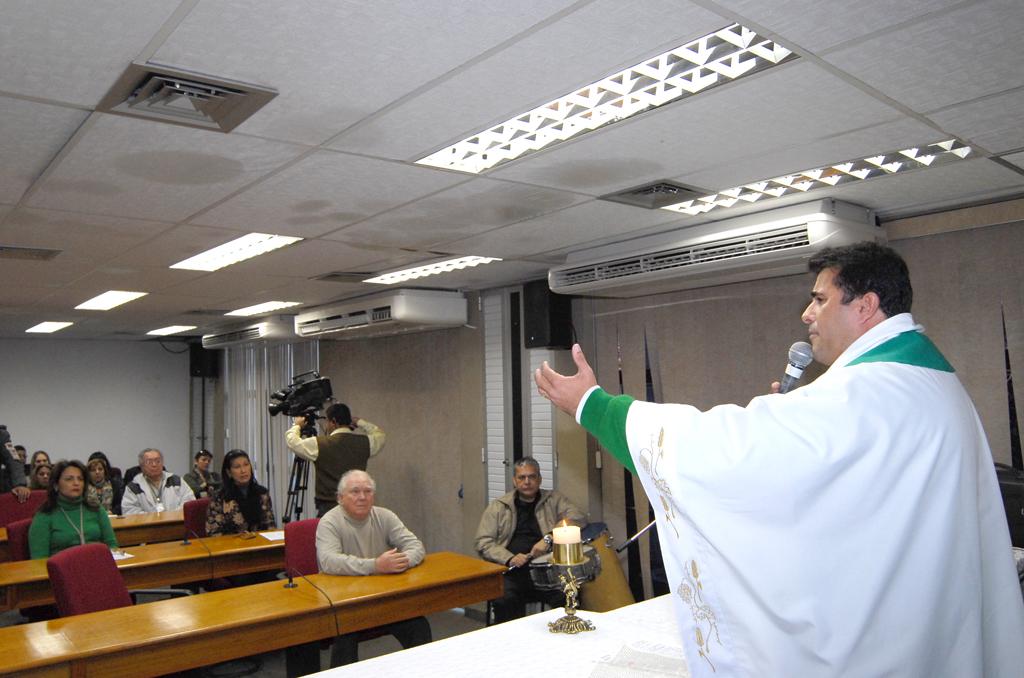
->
[779,341,813,394]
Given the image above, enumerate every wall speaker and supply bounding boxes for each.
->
[189,344,221,378]
[523,279,573,349]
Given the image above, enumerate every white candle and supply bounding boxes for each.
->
[552,525,581,545]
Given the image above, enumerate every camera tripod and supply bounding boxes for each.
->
[282,419,318,524]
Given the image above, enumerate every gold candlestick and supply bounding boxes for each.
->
[553,541,584,566]
[547,571,595,634]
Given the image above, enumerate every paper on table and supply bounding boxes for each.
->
[111,550,134,561]
[261,530,285,541]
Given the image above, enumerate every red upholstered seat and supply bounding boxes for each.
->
[284,518,320,576]
[183,498,210,538]
[47,543,133,616]
[6,518,32,561]
[0,490,46,528]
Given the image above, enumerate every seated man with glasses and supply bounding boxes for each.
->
[474,456,586,623]
[121,448,195,514]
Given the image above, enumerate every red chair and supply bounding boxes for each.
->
[183,498,210,539]
[284,518,320,576]
[0,490,46,527]
[6,518,32,561]
[47,543,133,616]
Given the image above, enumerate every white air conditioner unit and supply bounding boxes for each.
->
[294,289,467,340]
[549,199,882,298]
[201,315,297,348]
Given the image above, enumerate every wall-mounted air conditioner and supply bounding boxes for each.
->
[548,199,881,298]
[294,289,467,340]
[201,315,297,349]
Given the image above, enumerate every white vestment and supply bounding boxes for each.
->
[579,314,1024,677]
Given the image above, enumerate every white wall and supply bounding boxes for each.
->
[0,338,191,475]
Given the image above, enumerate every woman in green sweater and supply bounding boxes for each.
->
[28,459,118,559]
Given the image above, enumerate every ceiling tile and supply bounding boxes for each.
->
[0,98,89,203]
[715,0,965,53]
[106,224,250,268]
[192,150,467,237]
[0,1,181,106]
[489,62,904,196]
[152,0,581,145]
[329,0,727,160]
[25,114,308,221]
[999,150,1024,171]
[928,88,1024,154]
[823,0,1024,112]
[328,178,590,249]
[440,200,683,260]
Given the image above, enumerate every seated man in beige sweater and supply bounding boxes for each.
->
[315,470,431,666]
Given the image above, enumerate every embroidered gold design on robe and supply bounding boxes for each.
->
[639,427,679,538]
[678,558,721,672]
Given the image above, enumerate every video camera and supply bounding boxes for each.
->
[267,371,333,423]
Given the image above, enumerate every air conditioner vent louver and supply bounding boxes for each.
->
[549,199,881,298]
[0,245,61,261]
[602,181,710,209]
[201,315,297,348]
[97,62,278,133]
[295,290,466,340]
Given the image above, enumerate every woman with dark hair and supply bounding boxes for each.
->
[28,460,118,558]
[205,449,276,536]
[28,462,51,490]
[85,452,123,515]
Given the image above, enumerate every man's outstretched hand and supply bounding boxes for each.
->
[534,344,598,417]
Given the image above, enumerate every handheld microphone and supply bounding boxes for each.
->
[779,341,813,394]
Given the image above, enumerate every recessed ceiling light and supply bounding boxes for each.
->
[226,301,302,317]
[364,256,502,285]
[26,321,73,333]
[170,233,303,272]
[661,139,973,216]
[75,290,148,311]
[147,325,198,336]
[416,24,796,174]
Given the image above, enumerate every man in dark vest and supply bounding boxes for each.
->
[286,403,386,517]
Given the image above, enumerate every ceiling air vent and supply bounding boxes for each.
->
[0,245,61,261]
[313,272,376,284]
[97,62,278,133]
[601,181,709,209]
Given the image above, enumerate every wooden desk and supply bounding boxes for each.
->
[0,551,503,677]
[0,510,185,561]
[0,531,283,611]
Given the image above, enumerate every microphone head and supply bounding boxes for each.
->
[788,341,813,368]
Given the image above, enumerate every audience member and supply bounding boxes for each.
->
[316,470,431,666]
[15,445,29,475]
[30,450,51,469]
[475,456,587,623]
[183,449,222,499]
[28,460,118,558]
[0,426,30,502]
[85,452,123,515]
[121,448,195,514]
[29,463,51,490]
[205,449,275,535]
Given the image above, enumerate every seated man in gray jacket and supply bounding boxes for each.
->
[121,448,195,514]
[475,456,587,623]
[315,470,431,666]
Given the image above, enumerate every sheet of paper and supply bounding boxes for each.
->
[260,530,285,541]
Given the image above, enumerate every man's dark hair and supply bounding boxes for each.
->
[325,403,353,426]
[14,445,25,453]
[195,449,213,461]
[808,241,912,317]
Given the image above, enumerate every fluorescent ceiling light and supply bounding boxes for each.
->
[364,256,502,285]
[75,290,148,310]
[26,321,73,333]
[417,24,795,174]
[147,325,198,336]
[226,301,302,317]
[662,139,973,216]
[170,233,303,271]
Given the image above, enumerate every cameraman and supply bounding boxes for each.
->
[285,403,385,517]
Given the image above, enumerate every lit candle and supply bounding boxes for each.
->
[552,525,581,544]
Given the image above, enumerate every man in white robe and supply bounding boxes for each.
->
[535,242,1024,677]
